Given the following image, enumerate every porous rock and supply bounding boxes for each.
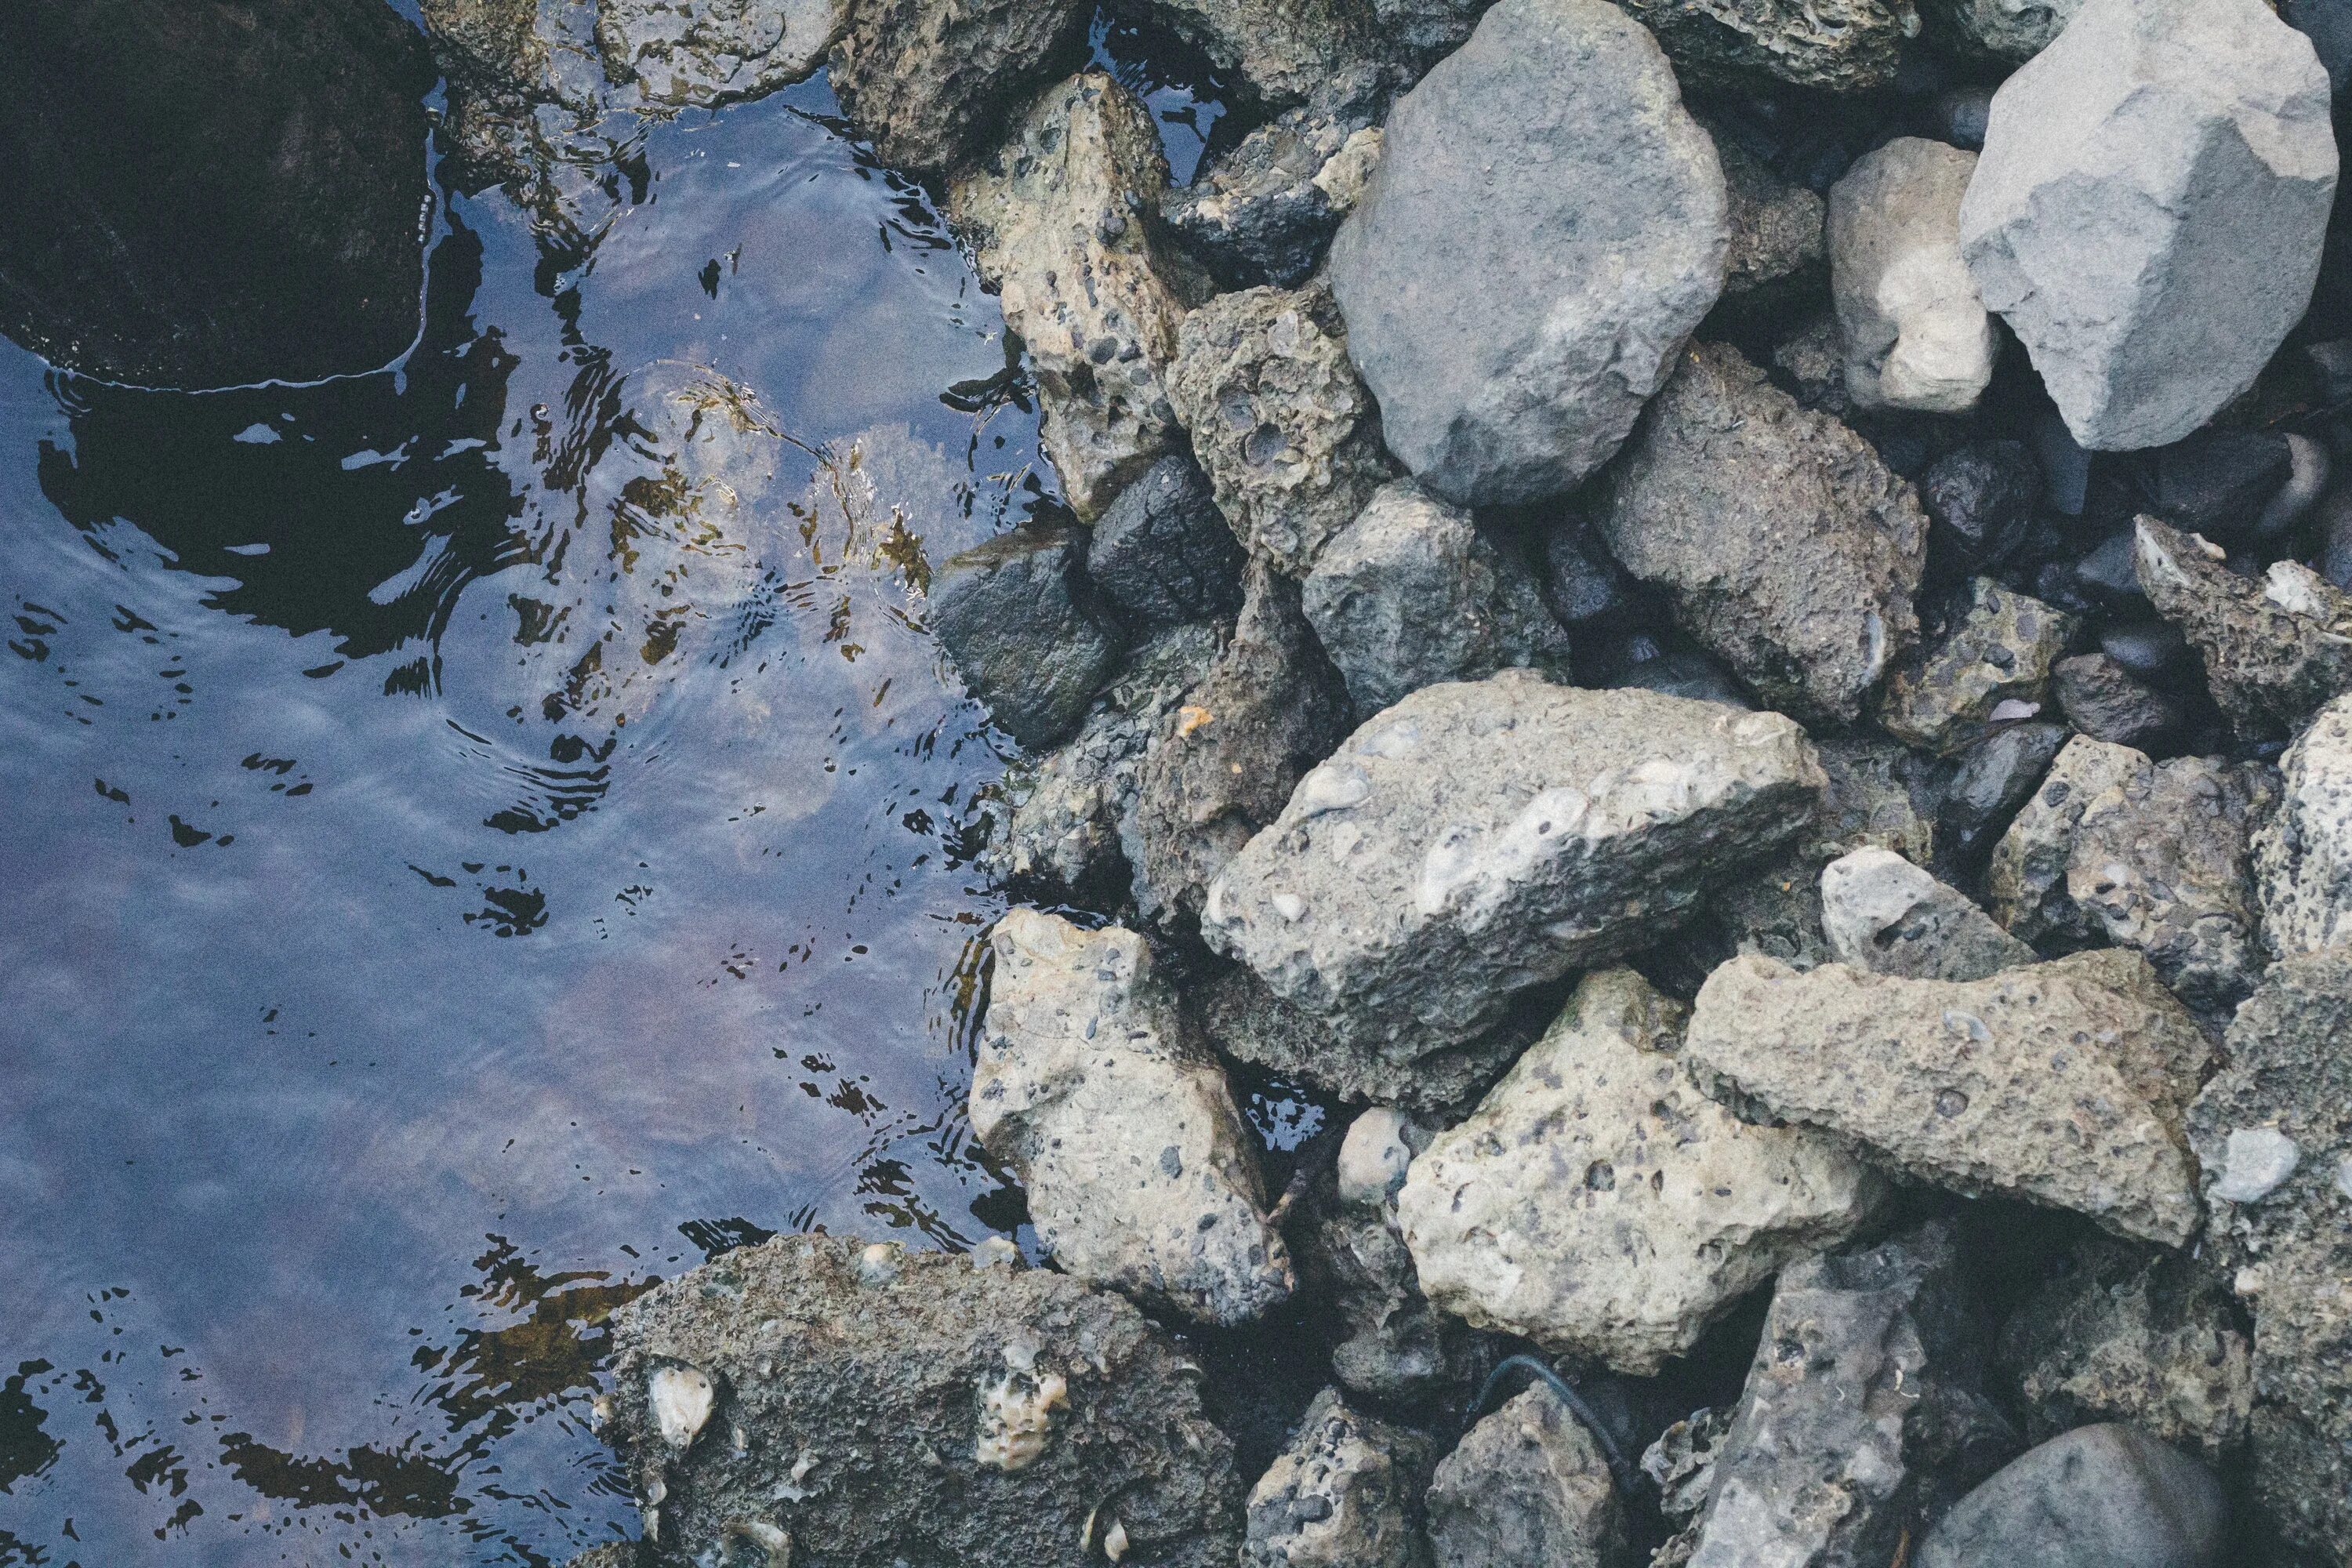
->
[1084,454,1245,630]
[1828,137,1996,414]
[1327,0,1729,507]
[1163,108,1381,290]
[1609,0,1913,93]
[1151,0,1386,114]
[1877,577,2074,754]
[1819,847,2034,982]
[828,0,1089,178]
[1396,969,1884,1375]
[2135,514,2352,739]
[1425,1385,1626,1568]
[2254,691,2352,957]
[1685,949,2213,1245]
[1715,132,1827,306]
[1957,0,2339,450]
[1986,735,2147,942]
[1911,1424,2227,1568]
[596,0,846,107]
[2053,652,2176,748]
[973,909,1292,1324]
[927,521,1121,750]
[1926,0,2082,60]
[1241,1388,1434,1568]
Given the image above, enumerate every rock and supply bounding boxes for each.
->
[1828,138,1996,415]
[595,0,846,106]
[2255,691,2352,956]
[1685,949,2213,1245]
[1202,672,1827,1066]
[2150,430,2296,543]
[2134,515,2352,739]
[1819,848,2035,981]
[1716,133,1827,306]
[597,1234,1243,1566]
[1642,1407,1732,1525]
[1302,480,1573,713]
[1134,563,1353,928]
[2100,621,2192,681]
[2053,652,2177,748]
[1425,1385,1627,1568]
[1610,0,1913,92]
[972,909,1292,1324]
[1956,0,2339,450]
[1922,441,2040,568]
[1397,969,1885,1375]
[1241,1388,1434,1568]
[1682,1222,2017,1568]
[1150,0,1385,114]
[1770,313,1852,418]
[1938,719,2070,859]
[1986,735,2151,942]
[1327,0,1730,507]
[1084,455,1246,630]
[1926,0,2082,60]
[827,0,1088,178]
[1911,1425,2227,1568]
[1542,520,1624,626]
[1166,279,1391,576]
[1595,342,1928,722]
[927,521,1122,750]
[1878,578,2075,754]
[2186,947,2352,1558]
[1163,109,1381,289]
[1931,84,1996,150]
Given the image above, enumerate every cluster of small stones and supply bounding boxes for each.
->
[417,2,2352,1566]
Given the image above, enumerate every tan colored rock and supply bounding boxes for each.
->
[2254,691,2352,957]
[1876,577,2074,754]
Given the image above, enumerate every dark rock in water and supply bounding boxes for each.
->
[2053,652,2178,748]
[2150,430,2295,540]
[1425,1385,1628,1568]
[1912,1425,2227,1568]
[928,521,1122,750]
[1922,441,2041,566]
[1087,456,1247,630]
[2135,514,2352,739]
[828,0,1091,177]
[1240,1387,1434,1568]
[1611,0,1912,93]
[594,0,848,107]
[1163,108,1382,289]
[1936,719,2070,859]
[2,0,432,388]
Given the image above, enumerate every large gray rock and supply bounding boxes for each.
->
[1397,969,1885,1376]
[1818,848,2034,982]
[596,0,845,105]
[1425,1385,1627,1568]
[1957,0,2339,450]
[1828,138,1996,415]
[1241,1388,1434,1568]
[1926,0,2082,61]
[1327,0,1729,507]
[927,521,1122,750]
[1686,949,2213,1245]
[1594,341,1929,722]
[1610,0,1913,92]
[1202,671,1827,1067]
[1084,455,1246,630]
[2134,514,2352,740]
[828,0,1089,178]
[973,909,1293,1324]
[1876,577,2074,755]
[2256,692,2352,957]
[1912,1425,2227,1568]
[596,1235,1243,1566]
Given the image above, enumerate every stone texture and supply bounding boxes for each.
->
[1922,440,2040,567]
[1425,1386,1627,1568]
[1938,719,2070,860]
[1957,0,2339,450]
[2151,429,2297,543]
[1819,848,2034,982]
[1084,454,1245,630]
[973,909,1291,1324]
[1241,1388,1434,1568]
[1397,969,1884,1375]
[1167,279,1391,577]
[1686,949,2213,1245]
[828,0,1089,177]
[595,0,845,106]
[1987,736,2147,942]
[1877,578,2074,754]
[1715,133,1827,305]
[2255,691,2352,957]
[927,521,1121,750]
[1595,342,1929,722]
[596,1234,1242,1566]
[1202,671,1827,1066]
[1610,0,1912,92]
[1911,1425,2227,1568]
[1163,109,1381,290]
[1327,0,1729,507]
[2135,514,2352,739]
[1152,0,1386,114]
[1829,138,1996,414]
[2053,652,2177,748]
[1926,0,2082,60]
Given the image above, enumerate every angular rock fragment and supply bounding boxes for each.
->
[1922,440,2040,567]
[1938,719,2070,860]
[1958,0,2339,450]
[1912,1425,2227,1568]
[597,1234,1243,1566]
[1327,0,1729,507]
[1203,671,1827,1065]
[1877,577,2074,754]
[2053,652,2176,748]
[927,521,1122,750]
[2150,429,2297,543]
[596,0,846,107]
[2254,691,2352,957]
[1686,949,2213,1244]
[973,909,1292,1324]
[1829,137,1996,414]
[1595,341,1928,721]
[1084,455,1245,630]
[1987,735,2147,942]
[1163,109,1381,289]
[2135,514,2352,739]
[1611,0,1912,92]
[1240,1388,1433,1568]
[1926,0,2082,61]
[1425,1385,1626,1568]
[1715,134,1826,308]
[1397,970,1884,1375]
[1819,848,2034,982]
[828,0,1090,178]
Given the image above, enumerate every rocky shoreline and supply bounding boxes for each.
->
[422,1,2352,1563]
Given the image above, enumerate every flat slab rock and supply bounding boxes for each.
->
[1686,949,2213,1245]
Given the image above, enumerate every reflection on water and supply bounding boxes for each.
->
[0,75,1041,1565]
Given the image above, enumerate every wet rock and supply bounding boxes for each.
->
[2135,515,2352,739]
[1878,578,2074,754]
[828,0,1090,178]
[597,1233,1243,1566]
[1819,848,2034,981]
[1597,342,1927,722]
[1610,0,1912,92]
[1682,1222,2018,1568]
[2186,947,2352,1558]
[1163,109,1381,290]
[1926,0,2082,60]
[1937,719,2070,859]
[1302,480,1573,713]
[973,909,1292,1324]
[1425,1385,1628,1568]
[1398,969,1884,1375]
[596,0,845,106]
[1542,521,1624,626]
[2255,691,2352,956]
[2053,652,2177,748]
[2151,430,2296,542]
[927,521,1122,750]
[1241,1388,1434,1568]
[1715,134,1828,307]
[1152,0,1385,114]
[1911,1425,2227,1568]
[1686,949,2213,1245]
[1957,0,2339,450]
[1922,441,2040,568]
[1829,138,1996,415]
[1203,672,1826,1068]
[1327,0,1730,507]
[1166,279,1391,576]
[1084,455,1246,630]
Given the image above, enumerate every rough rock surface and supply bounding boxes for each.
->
[973,909,1292,1323]
[1163,109,1382,289]
[1327,0,1729,507]
[1397,969,1883,1375]
[927,521,1121,749]
[1241,1388,1433,1568]
[596,0,846,106]
[2135,514,2352,739]
[1877,578,2074,754]
[597,1234,1243,1566]
[1911,1425,2227,1568]
[1922,440,2040,566]
[2053,652,2177,748]
[1957,0,2339,450]
[1301,480,1573,713]
[2254,691,2352,957]
[1610,0,1912,92]
[1686,949,2213,1245]
[1829,138,1996,414]
[1085,455,1246,630]
[1425,1385,1626,1568]
[1152,0,1386,114]
[1939,720,2070,859]
[1166,279,1392,576]
[1987,735,2148,942]
[1715,134,1827,306]
[1819,848,2034,982]
[953,73,1189,520]
[1595,342,1929,722]
[828,0,1089,177]
[1927,0,2082,60]
[2186,948,2352,1558]
[1203,672,1827,1065]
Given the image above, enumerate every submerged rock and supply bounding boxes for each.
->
[1818,848,2034,982]
[1240,1388,1434,1568]
[2255,691,2352,957]
[1876,578,2074,755]
[2133,514,2352,739]
[927,521,1121,750]
[1912,1425,2227,1568]
[1611,0,1913,92]
[1828,137,1996,415]
[828,0,1090,178]
[1425,1385,1627,1568]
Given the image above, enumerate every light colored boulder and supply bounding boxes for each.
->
[1913,1425,2227,1568]
[2254,691,2352,956]
[1819,848,2034,981]
[1425,1386,1625,1568]
[1830,137,1995,413]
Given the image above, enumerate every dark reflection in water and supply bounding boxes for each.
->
[0,76,1041,1565]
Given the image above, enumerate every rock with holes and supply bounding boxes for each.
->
[1152,0,1388,114]
[827,0,1090,178]
[2134,515,2352,739]
[595,0,847,106]
[1240,1388,1435,1568]
[1610,0,1914,91]
[1926,0,2083,60]
[1425,1385,1627,1568]
[1829,137,1997,414]
[2255,691,2352,957]
[1986,735,2147,943]
[1912,1425,2227,1568]
[1819,848,2034,982]
[1876,578,2074,755]
[1714,131,1827,310]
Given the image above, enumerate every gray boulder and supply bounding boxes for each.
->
[1594,341,1929,722]
[1425,1385,1627,1568]
[2053,652,2178,748]
[1926,0,2082,60]
[1829,137,1996,414]
[596,0,846,106]
[1957,0,2338,450]
[1912,1425,2227,1568]
[828,0,1090,178]
[2134,514,2352,739]
[1327,0,1729,507]
[1202,671,1826,1067]
[1610,0,1912,91]
[1876,577,2074,755]
[2255,691,2352,957]
[1242,1388,1434,1568]
[1084,455,1245,630]
[927,521,1122,750]
[1163,110,1383,289]
[1819,848,2034,982]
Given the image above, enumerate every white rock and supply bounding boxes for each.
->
[649,1363,717,1450]
[1829,137,1995,414]
[2210,1127,2301,1203]
[2255,692,2352,957]
[1335,1108,1416,1209]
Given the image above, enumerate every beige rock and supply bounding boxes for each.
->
[1876,577,2074,754]
[2254,691,2352,957]
[1830,137,1996,413]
